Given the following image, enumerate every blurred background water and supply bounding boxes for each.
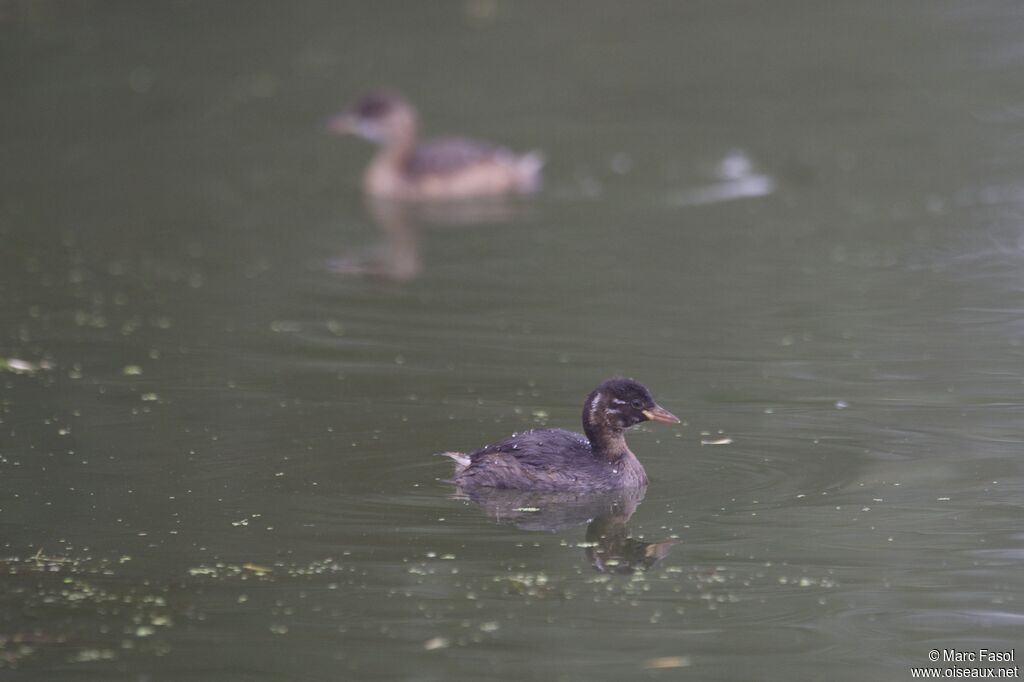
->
[2,1,1023,680]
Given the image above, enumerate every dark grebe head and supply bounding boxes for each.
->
[582,378,679,451]
[328,91,417,144]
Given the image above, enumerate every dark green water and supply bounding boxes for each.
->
[2,2,1023,680]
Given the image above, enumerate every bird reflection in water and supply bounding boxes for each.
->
[327,195,532,281]
[451,486,677,574]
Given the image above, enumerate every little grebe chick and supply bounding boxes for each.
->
[329,91,543,200]
[442,378,679,492]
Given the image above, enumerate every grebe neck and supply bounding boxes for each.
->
[582,388,630,461]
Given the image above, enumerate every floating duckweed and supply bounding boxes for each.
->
[643,656,691,669]
[3,358,37,373]
[423,636,449,651]
[71,648,117,663]
[242,563,272,575]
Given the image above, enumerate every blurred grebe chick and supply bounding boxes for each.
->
[329,91,543,200]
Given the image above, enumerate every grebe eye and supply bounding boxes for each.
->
[630,399,642,409]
